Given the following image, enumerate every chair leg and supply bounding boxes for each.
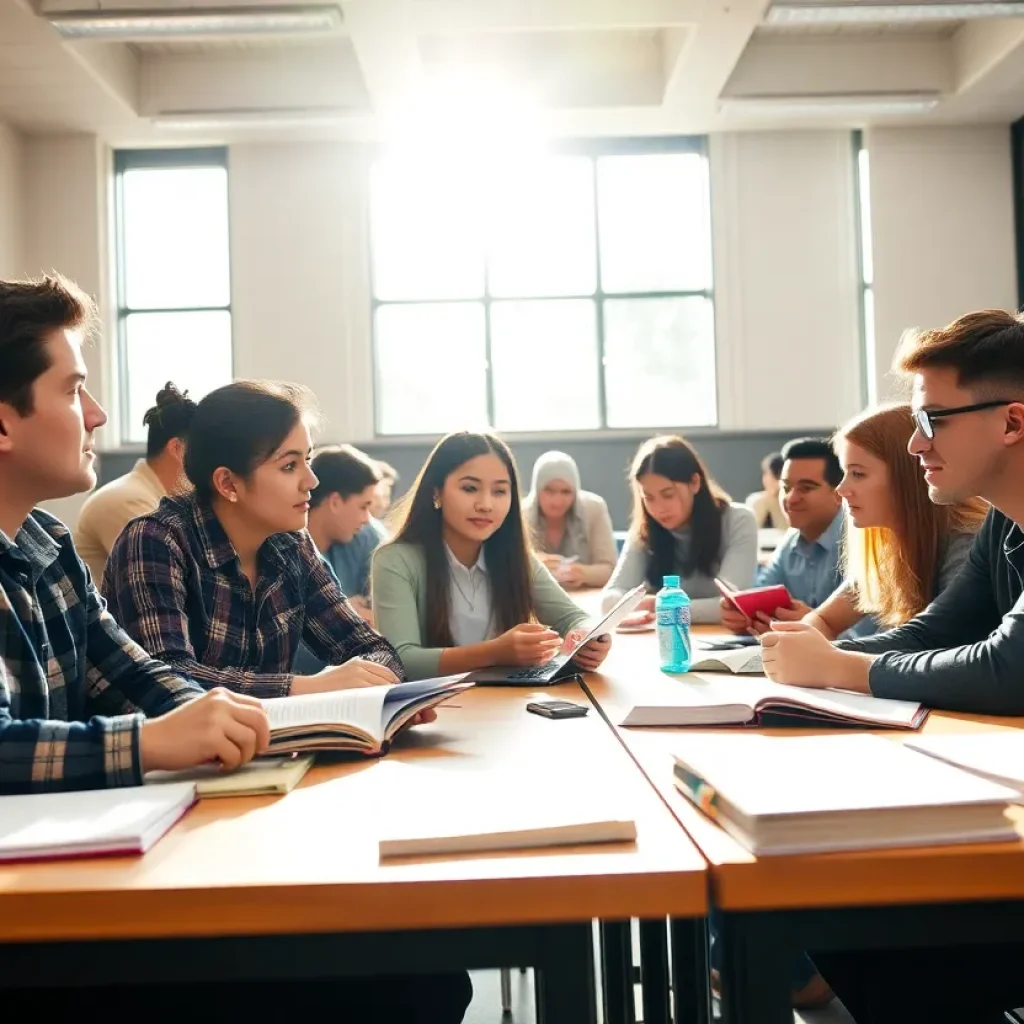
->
[501,966,513,1015]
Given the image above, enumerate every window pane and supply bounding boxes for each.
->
[375,303,488,434]
[487,157,596,298]
[371,160,485,301]
[603,297,716,428]
[122,166,230,310]
[491,300,600,431]
[597,153,711,294]
[123,311,233,443]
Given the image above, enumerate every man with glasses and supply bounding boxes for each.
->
[759,308,1024,1022]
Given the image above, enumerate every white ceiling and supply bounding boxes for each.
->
[1,0,1024,144]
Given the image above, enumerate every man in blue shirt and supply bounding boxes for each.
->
[722,438,868,637]
[295,445,387,674]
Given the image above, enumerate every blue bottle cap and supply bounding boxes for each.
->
[663,575,681,588]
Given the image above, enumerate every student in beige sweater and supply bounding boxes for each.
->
[74,383,196,583]
[372,432,612,681]
[522,450,618,589]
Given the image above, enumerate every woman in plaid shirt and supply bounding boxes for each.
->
[103,381,435,708]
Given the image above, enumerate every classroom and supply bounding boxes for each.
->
[2,0,1024,1021]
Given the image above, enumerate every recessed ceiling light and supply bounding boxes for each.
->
[721,93,941,115]
[766,1,1024,24]
[47,5,342,40]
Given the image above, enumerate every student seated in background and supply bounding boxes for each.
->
[522,450,617,590]
[104,381,414,700]
[74,382,196,583]
[761,309,1024,1024]
[371,431,611,681]
[722,437,849,635]
[304,445,387,622]
[369,458,399,523]
[603,435,757,623]
[745,450,786,529]
[0,274,269,795]
[784,404,984,640]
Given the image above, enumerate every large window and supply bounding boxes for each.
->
[369,140,715,436]
[114,149,233,444]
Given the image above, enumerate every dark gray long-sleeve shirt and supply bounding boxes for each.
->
[836,507,1024,715]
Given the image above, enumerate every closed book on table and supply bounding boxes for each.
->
[0,783,196,863]
[671,733,1017,855]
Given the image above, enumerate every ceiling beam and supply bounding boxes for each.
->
[340,0,423,119]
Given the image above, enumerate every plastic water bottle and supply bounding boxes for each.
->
[656,575,692,673]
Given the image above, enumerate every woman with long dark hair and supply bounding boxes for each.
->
[372,431,611,680]
[603,435,757,623]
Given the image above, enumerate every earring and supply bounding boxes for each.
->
[230,494,238,503]
[433,496,441,510]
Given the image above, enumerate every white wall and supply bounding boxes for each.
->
[0,123,25,278]
[866,125,1018,400]
[21,134,112,527]
[228,141,375,443]
[710,130,864,430]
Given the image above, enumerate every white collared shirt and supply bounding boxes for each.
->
[445,543,494,646]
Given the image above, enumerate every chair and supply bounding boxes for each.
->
[499,966,528,1015]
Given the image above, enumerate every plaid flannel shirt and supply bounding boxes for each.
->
[0,510,202,794]
[103,494,405,697]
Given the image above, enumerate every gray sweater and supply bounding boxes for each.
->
[837,508,1024,715]
[602,503,758,623]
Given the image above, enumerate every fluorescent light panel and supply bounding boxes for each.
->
[47,5,342,40]
[722,92,940,115]
[152,107,351,129]
[767,0,1024,23]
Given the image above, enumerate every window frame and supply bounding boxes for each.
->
[368,135,715,439]
[113,147,233,446]
[852,131,875,407]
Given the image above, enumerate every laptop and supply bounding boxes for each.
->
[470,585,647,686]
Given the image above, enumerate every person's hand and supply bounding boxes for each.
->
[292,657,399,694]
[759,621,841,687]
[140,688,270,773]
[349,595,375,626]
[491,623,563,665]
[619,609,655,629]
[539,553,563,572]
[559,563,585,588]
[569,631,611,671]
[757,599,812,626]
[719,598,752,635]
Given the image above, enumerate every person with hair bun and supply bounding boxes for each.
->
[103,380,413,700]
[75,381,196,582]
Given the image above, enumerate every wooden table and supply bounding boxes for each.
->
[0,683,708,1024]
[583,625,1024,1024]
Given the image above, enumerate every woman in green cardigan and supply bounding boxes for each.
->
[371,432,612,680]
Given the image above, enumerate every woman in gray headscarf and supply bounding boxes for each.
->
[522,451,618,589]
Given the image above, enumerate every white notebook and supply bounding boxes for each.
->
[672,733,1018,855]
[905,733,1024,798]
[376,764,637,859]
[621,674,927,729]
[0,783,196,863]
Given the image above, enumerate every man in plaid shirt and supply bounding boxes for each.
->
[0,275,270,794]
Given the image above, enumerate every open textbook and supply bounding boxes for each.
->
[263,675,473,755]
[620,673,927,729]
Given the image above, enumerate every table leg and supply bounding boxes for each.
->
[718,911,792,1024]
[599,920,635,1024]
[535,923,597,1024]
[670,917,711,1024]
[639,918,671,1024]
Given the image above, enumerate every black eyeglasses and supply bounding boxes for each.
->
[912,400,1015,440]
